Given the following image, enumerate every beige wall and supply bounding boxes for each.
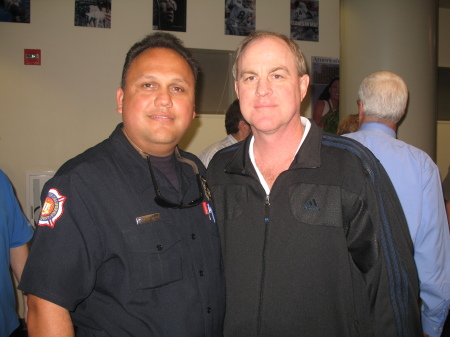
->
[0,0,340,209]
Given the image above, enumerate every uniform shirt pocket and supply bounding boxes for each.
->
[289,183,342,227]
[122,221,182,290]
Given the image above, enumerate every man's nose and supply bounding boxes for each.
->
[155,88,173,107]
[256,79,273,97]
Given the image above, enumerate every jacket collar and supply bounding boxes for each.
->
[225,119,323,176]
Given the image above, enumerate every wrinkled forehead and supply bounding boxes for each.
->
[243,36,293,61]
[240,37,296,69]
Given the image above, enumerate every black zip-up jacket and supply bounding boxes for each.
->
[207,120,421,337]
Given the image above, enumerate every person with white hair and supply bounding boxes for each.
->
[344,70,450,337]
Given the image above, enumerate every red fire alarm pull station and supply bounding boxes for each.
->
[24,49,41,65]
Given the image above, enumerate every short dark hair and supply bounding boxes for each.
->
[225,99,247,135]
[120,32,199,88]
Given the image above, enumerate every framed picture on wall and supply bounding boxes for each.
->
[0,0,30,23]
[225,0,255,36]
[311,56,339,109]
[74,0,111,28]
[311,56,339,133]
[153,0,186,32]
[290,0,319,42]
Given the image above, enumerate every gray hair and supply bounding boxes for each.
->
[358,71,408,124]
[232,30,308,80]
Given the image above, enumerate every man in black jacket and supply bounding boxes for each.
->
[207,30,421,337]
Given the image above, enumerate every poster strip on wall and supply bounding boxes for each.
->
[290,0,319,42]
[153,0,186,32]
[225,0,255,36]
[75,0,111,28]
[0,0,30,23]
[311,56,339,111]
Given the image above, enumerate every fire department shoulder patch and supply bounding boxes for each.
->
[38,188,67,228]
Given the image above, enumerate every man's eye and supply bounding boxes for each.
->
[245,76,256,81]
[142,83,155,88]
[272,74,283,79]
[172,86,185,92]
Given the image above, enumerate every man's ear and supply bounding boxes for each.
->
[358,101,364,125]
[116,88,124,114]
[238,120,247,132]
[234,81,240,99]
[300,74,310,101]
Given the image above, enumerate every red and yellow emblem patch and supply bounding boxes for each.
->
[38,188,67,228]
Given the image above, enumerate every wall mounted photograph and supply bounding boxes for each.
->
[225,0,255,36]
[75,0,111,28]
[0,0,30,23]
[290,0,318,41]
[153,0,186,32]
[311,56,339,132]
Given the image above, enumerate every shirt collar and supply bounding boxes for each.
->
[360,122,397,138]
[249,116,311,194]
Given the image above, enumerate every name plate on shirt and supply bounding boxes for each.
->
[136,213,161,225]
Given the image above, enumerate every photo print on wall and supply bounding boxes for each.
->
[225,0,255,36]
[75,0,111,28]
[153,0,186,32]
[0,0,30,23]
[290,0,319,41]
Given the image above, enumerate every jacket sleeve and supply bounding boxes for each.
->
[350,154,421,337]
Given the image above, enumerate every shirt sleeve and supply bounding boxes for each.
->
[19,173,104,311]
[0,170,34,248]
[415,160,450,337]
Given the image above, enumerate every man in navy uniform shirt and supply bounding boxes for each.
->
[20,32,225,337]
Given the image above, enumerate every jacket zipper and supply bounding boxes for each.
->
[257,194,271,336]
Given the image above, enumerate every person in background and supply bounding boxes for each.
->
[207,30,421,336]
[313,77,339,131]
[19,32,225,337]
[344,70,450,337]
[199,98,250,167]
[0,169,34,337]
[336,113,359,135]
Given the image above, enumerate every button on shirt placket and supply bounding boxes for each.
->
[190,229,214,319]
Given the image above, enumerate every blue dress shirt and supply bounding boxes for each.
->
[345,122,450,337]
